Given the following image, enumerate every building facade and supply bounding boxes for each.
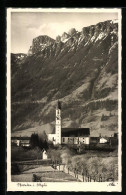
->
[55,101,62,144]
[11,137,30,147]
[48,101,90,145]
[99,137,108,144]
[42,149,48,159]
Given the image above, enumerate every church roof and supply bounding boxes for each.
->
[61,128,90,137]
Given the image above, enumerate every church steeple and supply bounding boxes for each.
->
[55,100,61,144]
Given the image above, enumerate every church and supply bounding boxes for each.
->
[48,101,90,145]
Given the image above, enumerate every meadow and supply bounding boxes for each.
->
[11,144,118,181]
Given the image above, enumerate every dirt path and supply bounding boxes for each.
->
[11,165,79,182]
[23,166,55,173]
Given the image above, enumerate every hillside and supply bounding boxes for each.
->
[11,19,118,137]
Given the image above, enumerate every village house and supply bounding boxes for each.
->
[11,136,30,147]
[99,137,108,144]
[42,149,48,160]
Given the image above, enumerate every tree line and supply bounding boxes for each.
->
[30,131,51,150]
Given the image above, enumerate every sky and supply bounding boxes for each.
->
[11,10,118,53]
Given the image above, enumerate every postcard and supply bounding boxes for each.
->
[7,8,122,192]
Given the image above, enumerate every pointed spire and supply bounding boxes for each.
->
[57,100,61,109]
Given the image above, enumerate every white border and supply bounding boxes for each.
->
[7,8,122,192]
[118,8,122,192]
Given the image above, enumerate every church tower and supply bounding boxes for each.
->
[55,101,61,144]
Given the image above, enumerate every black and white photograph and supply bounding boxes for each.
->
[7,8,121,191]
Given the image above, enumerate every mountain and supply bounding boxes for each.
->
[11,19,118,137]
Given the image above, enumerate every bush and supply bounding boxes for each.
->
[11,163,20,175]
[58,147,118,180]
[69,155,118,180]
[11,146,42,161]
[47,149,61,163]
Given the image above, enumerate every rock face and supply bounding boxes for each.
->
[28,35,55,55]
[61,32,70,42]
[11,20,119,137]
[68,28,77,36]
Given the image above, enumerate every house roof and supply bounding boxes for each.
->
[11,137,30,140]
[61,128,90,137]
[100,137,110,140]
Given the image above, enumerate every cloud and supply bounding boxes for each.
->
[27,21,81,40]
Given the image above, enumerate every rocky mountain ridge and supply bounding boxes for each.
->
[11,19,118,137]
[27,20,118,55]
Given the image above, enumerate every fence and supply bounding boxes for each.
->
[31,162,117,182]
[54,163,117,182]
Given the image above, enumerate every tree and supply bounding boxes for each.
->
[101,114,104,121]
[30,132,50,150]
[43,139,48,150]
[38,138,44,150]
[30,133,39,148]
